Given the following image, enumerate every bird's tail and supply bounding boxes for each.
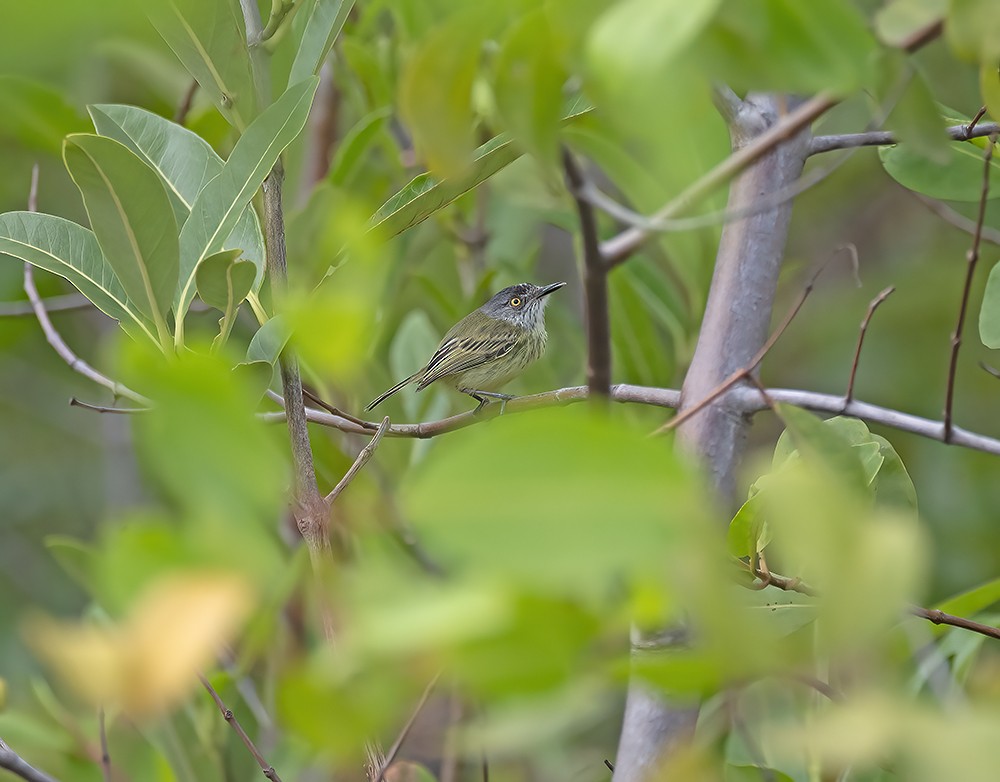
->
[365,371,421,411]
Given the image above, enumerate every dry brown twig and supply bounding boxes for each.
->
[844,286,895,406]
[199,674,283,782]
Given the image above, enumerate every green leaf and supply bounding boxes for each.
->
[328,107,392,187]
[196,249,254,310]
[739,584,817,638]
[947,0,1000,65]
[43,536,98,595]
[63,134,179,346]
[0,212,156,343]
[399,7,497,177]
[0,76,86,154]
[288,0,355,86]
[493,10,566,168]
[773,405,868,492]
[697,0,876,95]
[934,576,1000,618]
[88,103,266,290]
[875,0,947,48]
[146,0,256,130]
[979,260,1000,347]
[402,407,711,600]
[246,315,290,364]
[370,100,592,240]
[196,249,255,349]
[879,136,1000,201]
[175,76,319,332]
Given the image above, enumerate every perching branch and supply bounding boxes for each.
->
[199,674,283,782]
[944,133,996,441]
[0,737,60,782]
[562,148,611,397]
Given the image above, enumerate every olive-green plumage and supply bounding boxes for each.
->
[366,281,565,411]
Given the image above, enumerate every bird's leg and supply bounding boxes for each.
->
[460,388,515,415]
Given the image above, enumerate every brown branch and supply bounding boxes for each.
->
[562,148,611,397]
[199,674,283,782]
[0,737,60,782]
[899,16,943,52]
[97,708,111,782]
[173,80,199,126]
[298,388,377,430]
[374,674,440,782]
[844,286,895,405]
[944,133,996,441]
[601,93,838,268]
[324,416,390,505]
[22,166,150,405]
[964,106,989,139]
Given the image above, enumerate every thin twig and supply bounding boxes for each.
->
[199,674,283,782]
[844,286,895,405]
[601,93,838,267]
[899,16,943,52]
[604,759,615,773]
[374,674,441,782]
[964,106,989,139]
[914,193,1000,246]
[98,708,111,782]
[70,398,150,414]
[562,148,611,397]
[944,133,996,441]
[324,416,390,505]
[809,121,1000,155]
[173,80,199,125]
[259,384,1000,457]
[0,737,60,782]
[22,166,150,405]
[652,250,840,436]
[297,388,377,430]
[0,294,93,318]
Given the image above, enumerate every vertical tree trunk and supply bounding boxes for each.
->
[612,94,810,781]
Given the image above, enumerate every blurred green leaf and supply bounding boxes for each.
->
[403,407,710,599]
[122,345,288,522]
[399,7,496,177]
[0,212,157,342]
[876,59,949,164]
[934,576,1000,617]
[947,0,1000,65]
[879,136,1000,201]
[88,103,265,287]
[43,536,98,595]
[387,309,440,419]
[175,76,319,328]
[370,99,592,240]
[63,134,179,346]
[328,107,391,187]
[493,10,565,168]
[0,76,85,154]
[288,0,355,86]
[146,0,255,129]
[875,0,947,48]
[697,0,876,94]
[774,405,868,492]
[981,63,1000,128]
[246,315,289,364]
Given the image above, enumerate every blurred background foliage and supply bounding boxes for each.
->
[2,0,1000,780]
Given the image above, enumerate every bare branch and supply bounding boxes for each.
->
[70,398,150,414]
[324,416,390,505]
[601,93,837,268]
[944,133,996,441]
[965,106,989,138]
[0,737,60,782]
[374,674,440,782]
[845,286,895,405]
[199,674,283,782]
[809,121,1000,155]
[562,148,611,397]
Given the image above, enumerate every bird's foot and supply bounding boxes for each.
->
[461,389,516,416]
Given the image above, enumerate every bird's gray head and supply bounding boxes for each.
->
[479,282,566,328]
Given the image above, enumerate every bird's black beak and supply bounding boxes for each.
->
[535,281,567,300]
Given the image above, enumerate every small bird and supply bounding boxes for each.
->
[366,281,566,412]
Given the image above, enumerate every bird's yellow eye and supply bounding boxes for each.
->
[510,297,522,308]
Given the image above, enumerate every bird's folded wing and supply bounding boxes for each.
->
[416,336,519,389]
